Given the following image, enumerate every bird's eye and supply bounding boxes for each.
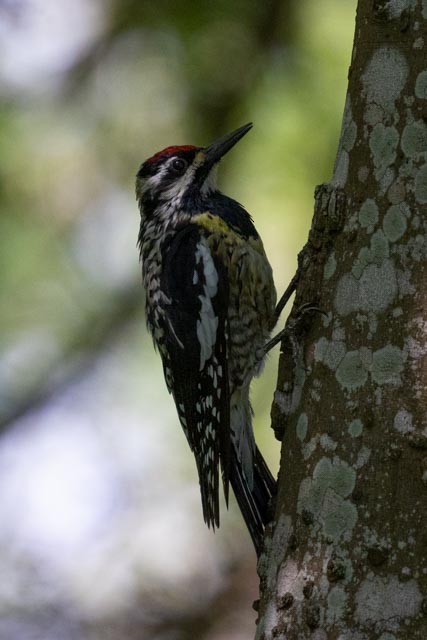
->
[170,157,188,174]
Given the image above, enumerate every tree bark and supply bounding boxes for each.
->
[256,1,427,638]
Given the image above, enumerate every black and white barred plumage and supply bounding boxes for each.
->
[136,124,277,554]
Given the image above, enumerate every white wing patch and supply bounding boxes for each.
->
[194,239,219,370]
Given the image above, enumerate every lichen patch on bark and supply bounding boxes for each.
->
[297,457,357,543]
[259,2,427,637]
[361,47,408,119]
[355,575,422,631]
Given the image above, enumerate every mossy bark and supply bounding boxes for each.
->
[256,1,427,638]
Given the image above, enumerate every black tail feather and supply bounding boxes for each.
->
[229,445,276,556]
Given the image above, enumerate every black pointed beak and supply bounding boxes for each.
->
[203,122,253,167]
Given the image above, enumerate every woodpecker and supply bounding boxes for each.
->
[136,123,277,555]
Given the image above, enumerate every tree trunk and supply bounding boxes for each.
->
[256,1,427,638]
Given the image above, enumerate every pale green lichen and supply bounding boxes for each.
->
[333,150,349,187]
[358,165,369,182]
[322,496,357,542]
[365,103,384,126]
[387,179,406,204]
[275,357,307,416]
[352,248,371,280]
[415,70,427,99]
[411,214,420,229]
[355,575,422,628]
[396,267,415,296]
[298,457,357,542]
[277,559,306,605]
[258,512,292,622]
[362,47,408,116]
[296,413,308,442]
[393,408,413,433]
[302,437,318,461]
[336,629,368,640]
[315,337,346,371]
[348,419,363,437]
[383,205,407,242]
[342,120,357,153]
[324,252,337,280]
[314,337,329,362]
[320,434,337,452]
[401,120,427,158]
[256,515,293,639]
[335,260,398,316]
[339,94,357,153]
[415,164,427,204]
[356,446,371,469]
[359,261,397,310]
[327,586,348,625]
[311,388,321,402]
[358,198,379,228]
[369,124,399,179]
[336,351,368,390]
[383,0,418,17]
[332,96,356,188]
[370,230,389,263]
[372,345,405,385]
[341,557,354,584]
[379,167,395,194]
[332,323,345,342]
[359,346,373,369]
[367,313,378,338]
[322,311,333,328]
[409,233,427,262]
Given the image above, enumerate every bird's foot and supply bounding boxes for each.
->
[264,303,326,356]
[274,245,309,319]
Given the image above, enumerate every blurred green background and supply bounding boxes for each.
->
[0,1,355,638]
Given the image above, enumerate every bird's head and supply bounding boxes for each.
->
[136,123,252,219]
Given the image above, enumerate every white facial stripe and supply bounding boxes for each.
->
[161,163,197,204]
[145,163,169,191]
[201,164,218,195]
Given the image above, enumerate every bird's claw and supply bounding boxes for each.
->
[264,301,325,356]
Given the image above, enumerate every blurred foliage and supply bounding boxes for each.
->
[0,0,356,638]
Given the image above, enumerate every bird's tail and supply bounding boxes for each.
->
[229,444,276,556]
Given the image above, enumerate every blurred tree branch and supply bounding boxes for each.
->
[64,0,296,137]
[1,0,299,436]
[0,286,141,433]
[88,559,258,640]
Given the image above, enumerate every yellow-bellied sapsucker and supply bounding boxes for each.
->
[136,123,277,555]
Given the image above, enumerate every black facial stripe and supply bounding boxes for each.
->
[137,148,199,180]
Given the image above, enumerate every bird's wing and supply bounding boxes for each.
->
[160,223,230,528]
